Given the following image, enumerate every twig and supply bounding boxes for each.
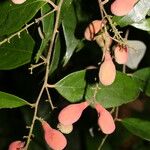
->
[98,134,108,150]
[45,87,56,110]
[29,61,46,74]
[98,0,126,45]
[115,107,119,119]
[46,0,58,8]
[24,0,64,149]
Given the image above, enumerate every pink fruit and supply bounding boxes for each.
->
[95,103,115,134]
[111,0,138,16]
[84,20,106,41]
[114,45,128,64]
[58,101,89,125]
[99,51,116,86]
[11,0,26,4]
[8,140,25,150]
[42,121,67,150]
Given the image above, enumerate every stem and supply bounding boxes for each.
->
[98,0,126,45]
[24,0,64,149]
[98,134,108,150]
[46,87,56,110]
[115,107,119,119]
[46,0,58,8]
[24,85,45,150]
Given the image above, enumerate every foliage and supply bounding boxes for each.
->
[0,0,150,149]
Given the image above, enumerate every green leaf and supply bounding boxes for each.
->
[132,18,150,31]
[41,4,54,37]
[146,79,150,96]
[86,72,140,108]
[113,0,150,27]
[49,34,61,75]
[35,3,54,62]
[0,31,35,70]
[133,68,150,96]
[0,91,31,109]
[55,70,86,102]
[0,0,46,36]
[62,3,80,66]
[121,118,150,141]
[55,70,140,107]
[60,0,74,21]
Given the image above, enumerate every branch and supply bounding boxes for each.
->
[24,0,64,149]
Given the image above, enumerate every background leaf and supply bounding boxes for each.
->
[49,34,61,75]
[132,18,150,31]
[55,70,140,107]
[35,3,54,62]
[133,68,150,96]
[86,72,140,108]
[113,0,150,27]
[60,0,74,22]
[126,40,146,69]
[121,118,150,141]
[0,32,35,70]
[0,0,46,36]
[62,3,80,66]
[0,91,31,109]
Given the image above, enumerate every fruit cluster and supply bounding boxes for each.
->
[84,19,128,86]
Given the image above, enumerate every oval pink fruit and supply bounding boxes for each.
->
[8,140,25,150]
[84,20,106,41]
[114,45,128,64]
[111,0,138,16]
[58,101,89,125]
[99,51,116,86]
[95,103,115,134]
[11,0,26,4]
[42,121,67,150]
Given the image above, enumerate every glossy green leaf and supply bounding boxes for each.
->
[0,32,34,70]
[132,18,150,31]
[62,3,79,66]
[35,3,54,62]
[86,72,140,108]
[55,70,86,102]
[113,0,150,27]
[55,70,140,107]
[60,0,74,21]
[0,0,46,36]
[49,34,61,75]
[41,4,54,37]
[133,68,150,96]
[0,91,31,109]
[121,118,150,141]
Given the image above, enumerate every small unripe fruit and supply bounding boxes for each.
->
[99,51,116,86]
[57,123,73,134]
[11,0,26,4]
[8,140,25,150]
[114,45,128,64]
[95,103,115,134]
[42,121,67,150]
[58,101,89,125]
[84,20,106,41]
[111,0,138,16]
